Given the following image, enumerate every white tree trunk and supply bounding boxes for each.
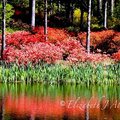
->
[111,0,114,17]
[31,0,35,28]
[44,0,48,40]
[104,0,107,29]
[99,0,102,11]
[87,0,92,54]
[1,0,6,59]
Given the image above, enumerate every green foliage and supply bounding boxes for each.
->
[114,3,120,19]
[108,18,120,30]
[11,0,29,8]
[0,3,14,26]
[66,26,80,33]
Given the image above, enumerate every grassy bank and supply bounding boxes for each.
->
[0,62,120,84]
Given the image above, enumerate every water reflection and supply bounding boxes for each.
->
[0,84,120,120]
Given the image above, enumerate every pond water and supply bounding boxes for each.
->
[0,84,120,120]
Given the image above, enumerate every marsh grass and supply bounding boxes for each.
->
[0,62,120,84]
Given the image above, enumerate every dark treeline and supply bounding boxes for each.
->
[4,0,120,30]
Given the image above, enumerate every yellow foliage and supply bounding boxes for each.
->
[73,8,87,25]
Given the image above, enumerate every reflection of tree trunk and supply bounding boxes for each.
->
[86,0,91,54]
[1,0,6,59]
[30,115,35,120]
[0,99,2,120]
[85,103,89,120]
[0,98,4,120]
[44,0,48,40]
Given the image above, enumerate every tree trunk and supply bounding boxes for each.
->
[80,7,84,30]
[86,0,92,54]
[31,0,35,29]
[29,0,32,23]
[58,0,61,12]
[104,0,107,29]
[97,0,102,17]
[65,1,70,19]
[111,0,114,17]
[1,0,6,59]
[69,2,74,24]
[50,0,53,15]
[44,0,48,40]
[99,0,102,11]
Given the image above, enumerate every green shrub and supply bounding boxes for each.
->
[114,4,120,19]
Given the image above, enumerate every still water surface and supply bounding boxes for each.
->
[0,84,120,120]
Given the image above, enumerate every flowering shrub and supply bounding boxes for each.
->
[33,27,68,43]
[112,50,120,61]
[56,38,86,61]
[3,43,64,64]
[67,51,109,63]
[0,28,114,65]
[5,27,68,47]
[78,30,120,53]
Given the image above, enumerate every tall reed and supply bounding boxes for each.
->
[0,62,119,84]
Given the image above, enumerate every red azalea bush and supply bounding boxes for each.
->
[112,50,120,61]
[78,30,115,47]
[67,50,109,63]
[5,27,68,47]
[0,27,114,65]
[3,38,87,64]
[33,27,68,43]
[3,42,64,64]
[78,30,120,53]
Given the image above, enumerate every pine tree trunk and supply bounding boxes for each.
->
[44,0,48,40]
[86,0,91,54]
[1,0,6,59]
[104,0,107,29]
[31,0,35,29]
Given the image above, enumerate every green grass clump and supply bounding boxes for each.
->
[0,62,120,84]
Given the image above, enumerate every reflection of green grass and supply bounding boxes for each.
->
[1,84,120,100]
[0,62,120,84]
